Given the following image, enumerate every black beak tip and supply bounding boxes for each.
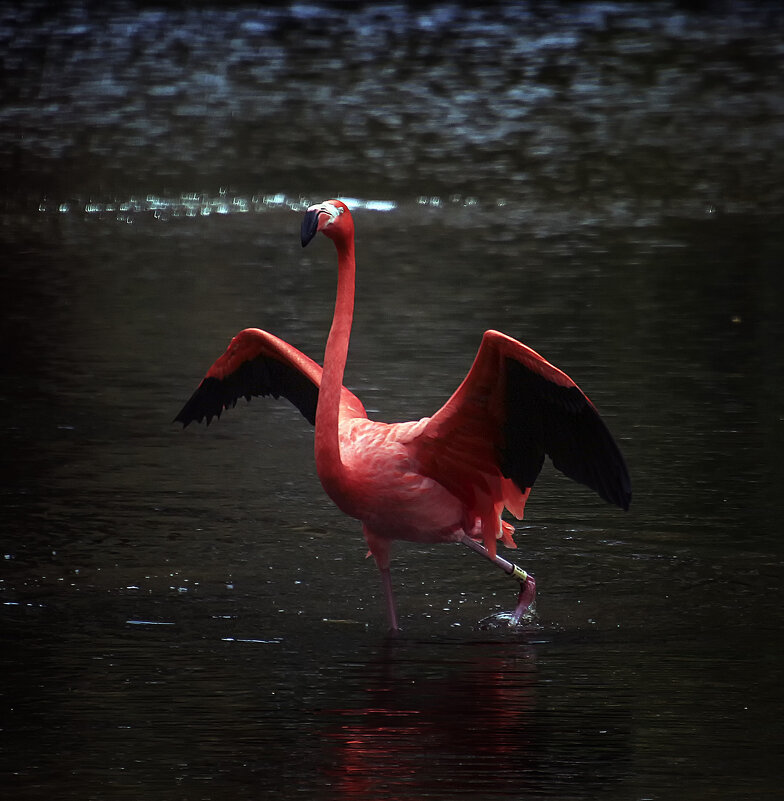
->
[301,209,319,248]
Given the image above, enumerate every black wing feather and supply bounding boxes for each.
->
[174,355,319,427]
[501,358,631,510]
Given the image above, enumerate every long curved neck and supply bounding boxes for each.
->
[314,235,355,491]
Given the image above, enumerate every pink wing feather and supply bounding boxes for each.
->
[414,330,631,512]
[175,328,365,427]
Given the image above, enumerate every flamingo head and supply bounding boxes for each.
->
[301,199,353,247]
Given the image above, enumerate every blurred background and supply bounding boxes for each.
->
[2,2,783,799]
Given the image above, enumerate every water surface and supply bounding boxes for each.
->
[2,3,783,799]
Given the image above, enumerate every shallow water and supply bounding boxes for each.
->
[2,2,784,799]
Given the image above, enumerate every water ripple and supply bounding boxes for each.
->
[2,1,782,217]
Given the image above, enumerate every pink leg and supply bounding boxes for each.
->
[364,526,400,631]
[379,566,399,632]
[509,574,537,625]
[459,534,536,623]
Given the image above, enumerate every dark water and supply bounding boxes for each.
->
[2,2,783,799]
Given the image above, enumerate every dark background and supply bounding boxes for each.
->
[2,2,783,799]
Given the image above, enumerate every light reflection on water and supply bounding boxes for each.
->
[39,192,401,221]
[5,1,784,215]
[2,1,784,799]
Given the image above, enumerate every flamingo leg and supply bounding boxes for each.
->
[458,533,537,624]
[364,528,400,631]
[379,566,399,632]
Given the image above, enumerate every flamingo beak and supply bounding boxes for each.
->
[301,209,320,247]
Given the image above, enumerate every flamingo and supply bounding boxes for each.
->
[175,199,631,630]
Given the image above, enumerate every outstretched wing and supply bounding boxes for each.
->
[175,328,328,427]
[417,329,631,510]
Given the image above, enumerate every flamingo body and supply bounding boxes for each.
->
[176,200,631,628]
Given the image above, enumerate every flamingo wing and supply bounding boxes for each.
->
[175,328,324,427]
[417,329,631,510]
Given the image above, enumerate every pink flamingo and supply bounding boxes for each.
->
[176,200,631,630]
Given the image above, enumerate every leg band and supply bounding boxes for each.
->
[509,564,528,583]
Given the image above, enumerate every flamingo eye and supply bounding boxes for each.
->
[320,202,342,221]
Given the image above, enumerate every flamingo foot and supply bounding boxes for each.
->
[508,574,537,626]
[458,534,536,625]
